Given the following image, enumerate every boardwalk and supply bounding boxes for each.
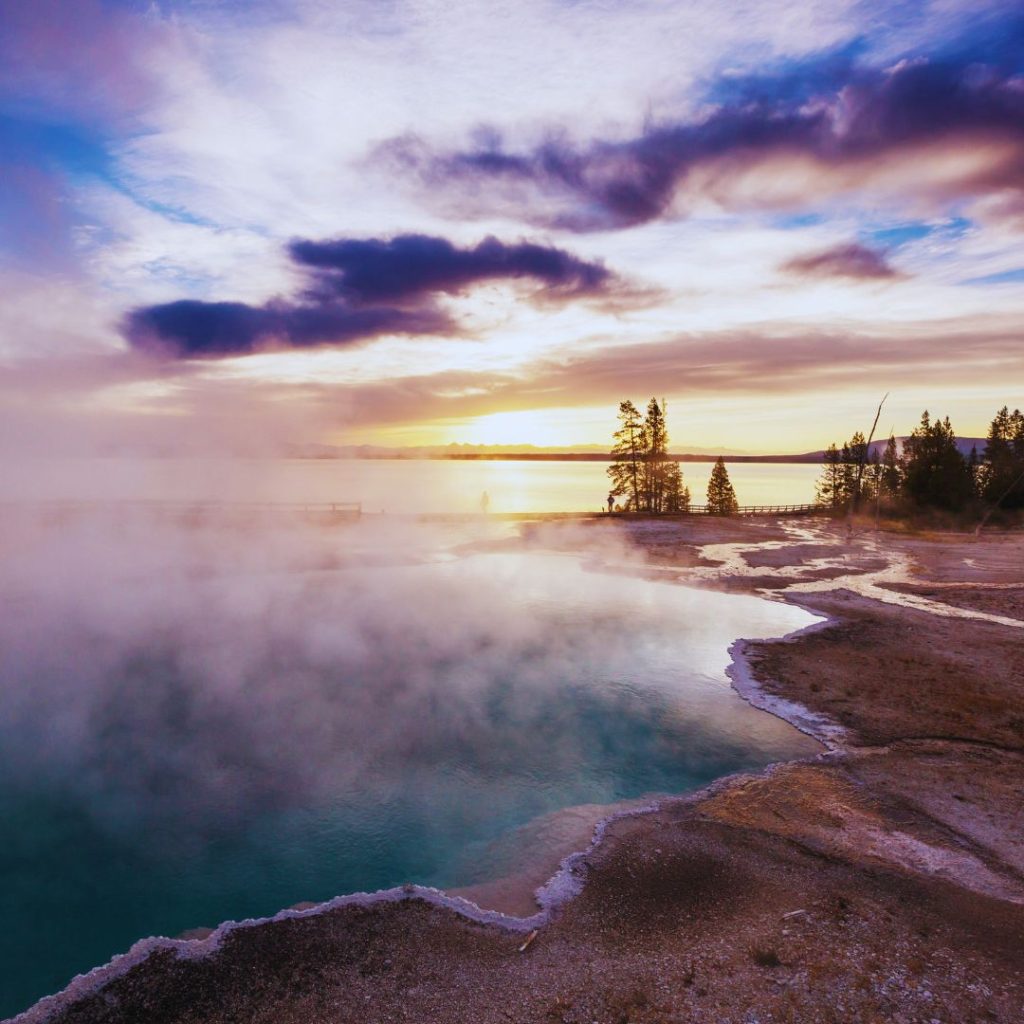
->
[600,503,824,517]
[682,502,822,516]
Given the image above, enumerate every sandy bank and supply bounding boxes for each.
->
[14,517,1024,1024]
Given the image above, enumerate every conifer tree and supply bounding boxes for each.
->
[839,440,856,506]
[641,398,669,513]
[663,461,691,513]
[980,406,1024,509]
[901,410,974,510]
[966,445,981,496]
[816,443,846,509]
[846,431,868,506]
[880,434,902,498]
[608,399,690,512]
[607,400,645,510]
[863,448,882,502]
[706,457,738,515]
[817,430,888,511]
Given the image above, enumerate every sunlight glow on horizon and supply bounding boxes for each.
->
[1,1,1022,458]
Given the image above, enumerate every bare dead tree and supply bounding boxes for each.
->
[875,422,895,530]
[853,393,888,515]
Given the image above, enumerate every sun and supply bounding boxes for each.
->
[457,408,610,448]
[459,410,559,447]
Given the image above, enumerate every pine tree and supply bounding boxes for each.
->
[846,431,869,508]
[607,400,645,510]
[980,406,1024,509]
[706,457,738,515]
[816,443,846,509]
[641,398,669,513]
[862,449,882,503]
[966,445,981,496]
[880,434,902,498]
[608,399,690,513]
[839,440,857,507]
[663,461,691,513]
[901,410,974,510]
[817,431,886,511]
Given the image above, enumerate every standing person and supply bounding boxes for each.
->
[607,492,615,513]
[480,490,490,514]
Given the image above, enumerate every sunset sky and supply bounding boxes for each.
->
[1,0,1022,454]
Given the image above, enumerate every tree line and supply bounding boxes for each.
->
[816,406,1024,518]
[607,399,738,514]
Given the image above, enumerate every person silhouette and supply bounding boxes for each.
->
[607,492,615,513]
[480,490,490,514]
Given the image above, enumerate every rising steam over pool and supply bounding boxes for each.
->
[0,513,819,1018]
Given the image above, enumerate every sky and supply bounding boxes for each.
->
[1,0,1022,455]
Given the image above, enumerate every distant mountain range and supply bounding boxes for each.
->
[283,437,990,463]
[284,442,760,461]
[797,437,988,461]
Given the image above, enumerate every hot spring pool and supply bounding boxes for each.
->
[0,540,820,1018]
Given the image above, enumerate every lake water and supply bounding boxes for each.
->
[0,517,820,1018]
[1,457,821,512]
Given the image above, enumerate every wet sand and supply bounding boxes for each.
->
[15,516,1024,1024]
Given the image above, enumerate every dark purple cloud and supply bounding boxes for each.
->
[289,233,611,303]
[124,300,452,359]
[124,234,616,358]
[782,243,898,280]
[377,16,1024,230]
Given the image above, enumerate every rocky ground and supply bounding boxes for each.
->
[17,516,1024,1024]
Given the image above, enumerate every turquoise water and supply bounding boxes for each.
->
[0,531,819,1018]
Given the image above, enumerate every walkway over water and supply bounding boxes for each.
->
[682,503,823,516]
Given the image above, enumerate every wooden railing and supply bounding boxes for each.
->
[606,503,825,517]
[688,503,823,516]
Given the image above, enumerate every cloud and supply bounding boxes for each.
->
[92,317,1006,445]
[781,242,899,279]
[124,299,452,359]
[306,318,1024,429]
[0,0,171,125]
[289,234,611,303]
[6,312,1021,458]
[377,14,1024,230]
[124,234,616,358]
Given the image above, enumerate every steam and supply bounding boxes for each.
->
[0,497,826,1020]
[0,501,821,871]
[1,509,659,844]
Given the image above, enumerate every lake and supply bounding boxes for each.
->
[0,457,822,512]
[0,514,820,1018]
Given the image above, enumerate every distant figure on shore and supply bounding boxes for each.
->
[480,490,490,514]
[607,492,615,513]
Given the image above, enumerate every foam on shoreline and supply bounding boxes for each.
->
[726,612,848,751]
